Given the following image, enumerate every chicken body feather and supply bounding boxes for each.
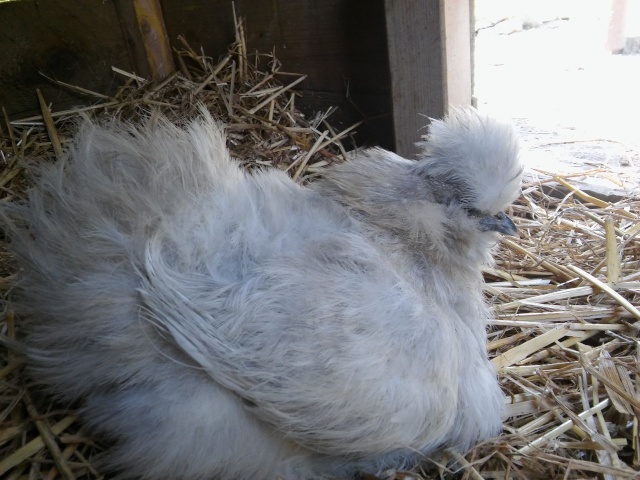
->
[1,108,521,479]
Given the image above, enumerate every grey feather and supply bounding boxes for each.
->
[0,107,521,479]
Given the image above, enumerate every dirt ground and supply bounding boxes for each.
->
[474,0,640,200]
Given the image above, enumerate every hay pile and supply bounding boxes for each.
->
[465,177,640,479]
[0,22,638,480]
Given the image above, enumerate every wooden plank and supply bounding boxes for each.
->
[385,0,472,157]
[443,0,473,107]
[0,0,134,118]
[385,0,446,157]
[133,0,174,80]
[114,0,154,79]
[2,0,400,151]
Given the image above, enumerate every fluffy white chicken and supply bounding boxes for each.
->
[1,107,521,479]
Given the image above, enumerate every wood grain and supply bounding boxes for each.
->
[385,0,445,158]
[0,0,133,118]
[132,0,174,80]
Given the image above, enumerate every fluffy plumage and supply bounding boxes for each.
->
[1,107,522,479]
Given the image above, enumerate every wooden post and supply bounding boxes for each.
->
[115,0,174,81]
[606,0,628,53]
[385,0,472,157]
[133,0,174,80]
[443,0,472,108]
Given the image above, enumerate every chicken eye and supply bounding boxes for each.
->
[465,207,483,218]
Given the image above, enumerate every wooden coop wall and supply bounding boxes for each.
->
[0,0,473,156]
[0,0,133,119]
[160,0,393,150]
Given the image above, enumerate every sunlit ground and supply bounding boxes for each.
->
[475,0,640,195]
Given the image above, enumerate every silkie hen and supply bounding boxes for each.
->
[1,107,522,479]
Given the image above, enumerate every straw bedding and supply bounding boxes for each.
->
[0,22,638,480]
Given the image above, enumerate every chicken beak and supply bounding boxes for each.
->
[479,211,518,236]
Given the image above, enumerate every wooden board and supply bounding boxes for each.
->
[0,0,471,154]
[443,0,473,108]
[385,0,473,157]
[0,0,134,118]
[385,0,444,157]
